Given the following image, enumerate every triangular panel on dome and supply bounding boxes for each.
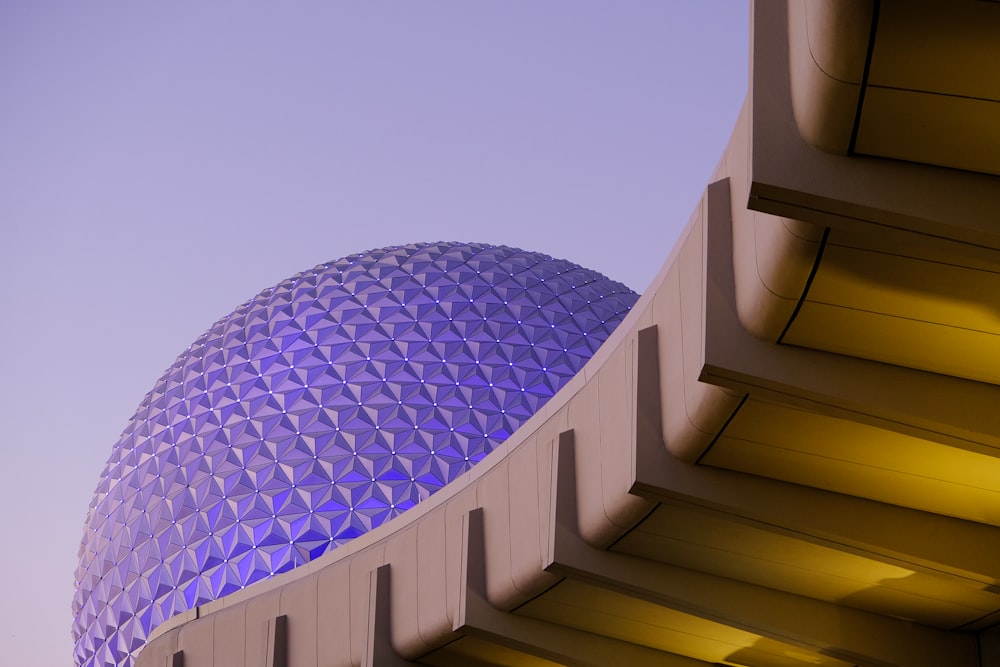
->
[73,241,637,667]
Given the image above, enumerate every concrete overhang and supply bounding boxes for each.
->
[135,2,1000,666]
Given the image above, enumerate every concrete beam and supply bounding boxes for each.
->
[456,507,708,667]
[554,432,978,666]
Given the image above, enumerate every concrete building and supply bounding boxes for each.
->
[137,2,1000,665]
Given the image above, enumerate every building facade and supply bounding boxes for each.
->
[133,1,1000,665]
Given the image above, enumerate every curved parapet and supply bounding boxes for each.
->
[723,101,828,343]
[647,184,744,462]
[787,0,873,155]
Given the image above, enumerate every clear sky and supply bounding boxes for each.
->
[0,2,747,664]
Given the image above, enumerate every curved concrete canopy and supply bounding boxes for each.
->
[136,2,1000,665]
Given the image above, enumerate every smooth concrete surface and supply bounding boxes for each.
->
[855,0,1000,175]
[137,2,1000,665]
[787,0,872,154]
[788,0,1000,175]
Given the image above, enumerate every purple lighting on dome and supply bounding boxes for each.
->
[72,241,637,667]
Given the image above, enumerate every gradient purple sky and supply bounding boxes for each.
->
[0,3,747,664]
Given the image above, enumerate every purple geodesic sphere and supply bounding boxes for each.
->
[72,241,637,667]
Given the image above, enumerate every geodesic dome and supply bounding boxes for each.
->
[72,241,637,667]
